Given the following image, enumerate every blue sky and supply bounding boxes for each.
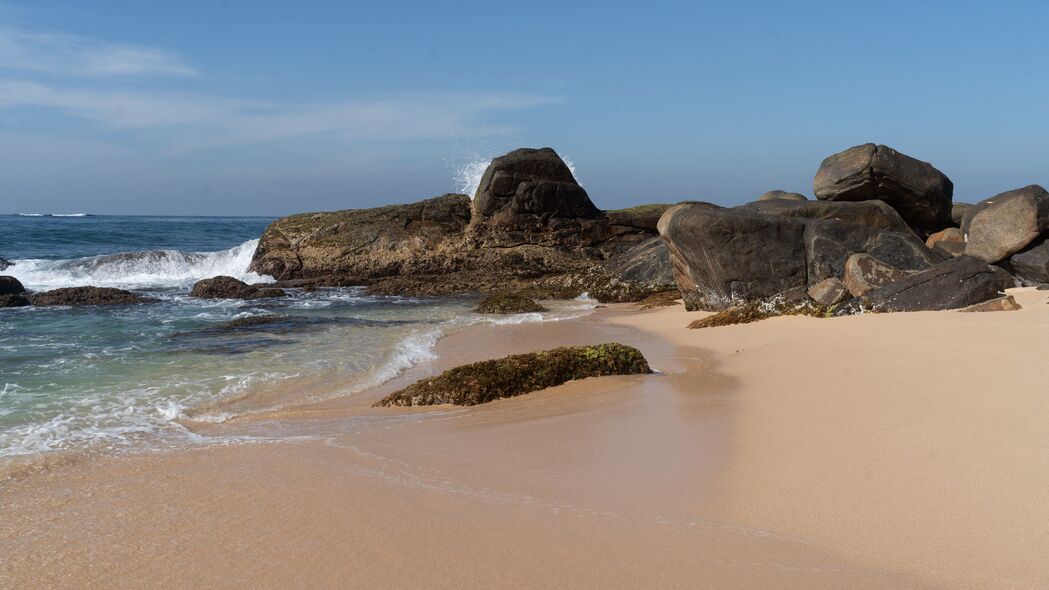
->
[0,1,1047,215]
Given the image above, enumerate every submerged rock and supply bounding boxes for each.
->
[964,185,1049,263]
[475,293,546,314]
[30,286,156,306]
[813,143,953,234]
[190,276,286,300]
[220,315,286,330]
[374,343,652,407]
[0,294,30,307]
[0,275,26,295]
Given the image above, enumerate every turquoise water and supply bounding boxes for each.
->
[0,215,590,459]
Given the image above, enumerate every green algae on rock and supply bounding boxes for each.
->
[375,343,652,407]
[688,299,829,329]
[475,292,546,314]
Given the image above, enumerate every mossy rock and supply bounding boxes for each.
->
[688,299,829,329]
[476,292,546,314]
[220,315,285,330]
[375,342,652,407]
[638,289,681,309]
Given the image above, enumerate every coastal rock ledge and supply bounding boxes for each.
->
[249,148,676,301]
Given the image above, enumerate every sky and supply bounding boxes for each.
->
[0,1,1047,216]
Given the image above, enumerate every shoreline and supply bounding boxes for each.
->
[3,292,1049,587]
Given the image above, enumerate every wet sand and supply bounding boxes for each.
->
[4,291,1049,588]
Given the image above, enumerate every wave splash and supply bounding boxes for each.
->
[9,239,271,290]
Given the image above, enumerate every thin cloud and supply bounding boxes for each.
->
[0,28,198,77]
[0,79,559,152]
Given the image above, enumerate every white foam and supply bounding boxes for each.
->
[8,239,271,290]
[454,153,579,199]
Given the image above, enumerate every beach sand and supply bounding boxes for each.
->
[3,289,1049,588]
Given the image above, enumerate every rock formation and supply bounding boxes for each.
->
[190,276,286,299]
[30,287,156,306]
[0,276,25,296]
[857,256,1015,312]
[963,185,1049,263]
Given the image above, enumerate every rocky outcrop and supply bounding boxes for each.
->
[0,257,12,271]
[857,256,1015,312]
[1008,240,1049,284]
[190,276,286,299]
[842,253,907,297]
[250,148,672,302]
[374,343,651,406]
[0,294,30,307]
[30,287,156,306]
[0,276,25,295]
[964,185,1049,263]
[813,143,953,234]
[757,190,807,202]
[475,293,546,314]
[658,202,936,311]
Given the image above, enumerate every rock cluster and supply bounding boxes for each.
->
[374,343,651,407]
[660,143,1039,313]
[248,148,675,302]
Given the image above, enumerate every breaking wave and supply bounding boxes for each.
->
[8,239,270,290]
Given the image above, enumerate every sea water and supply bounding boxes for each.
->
[0,214,593,458]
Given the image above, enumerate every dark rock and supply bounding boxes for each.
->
[658,204,809,311]
[813,143,953,234]
[859,256,1015,312]
[757,190,808,202]
[374,342,652,407]
[220,315,285,330]
[0,257,12,271]
[802,218,936,286]
[951,203,973,227]
[472,147,594,217]
[0,294,30,307]
[933,241,967,258]
[842,253,907,297]
[602,236,674,286]
[190,276,287,300]
[30,287,156,306]
[1008,240,1049,284]
[963,185,1049,263]
[476,293,546,314]
[808,277,849,306]
[0,275,26,295]
[738,198,914,234]
[959,295,1021,313]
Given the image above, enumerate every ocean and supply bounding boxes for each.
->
[0,214,592,459]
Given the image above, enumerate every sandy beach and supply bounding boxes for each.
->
[3,289,1049,588]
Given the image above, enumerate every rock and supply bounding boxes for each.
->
[658,204,809,310]
[951,203,973,227]
[813,143,953,234]
[637,289,681,308]
[842,253,908,297]
[475,293,546,314]
[0,294,30,307]
[738,198,914,234]
[959,295,1022,313]
[757,190,808,202]
[602,236,674,286]
[220,315,285,330]
[964,185,1049,263]
[0,257,12,271]
[1007,240,1049,284]
[933,241,967,258]
[0,275,26,295]
[472,147,594,217]
[688,299,828,329]
[190,276,287,299]
[30,287,156,306]
[926,227,964,249]
[605,204,672,232]
[859,256,1015,312]
[374,343,651,406]
[808,277,849,306]
[659,203,936,311]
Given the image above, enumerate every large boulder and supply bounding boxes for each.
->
[757,190,808,202]
[842,253,907,297]
[802,218,936,285]
[814,143,953,234]
[738,198,914,234]
[963,185,1049,263]
[0,275,25,295]
[602,236,674,286]
[190,276,286,299]
[472,147,595,218]
[30,287,155,306]
[858,256,1015,312]
[1008,240,1049,284]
